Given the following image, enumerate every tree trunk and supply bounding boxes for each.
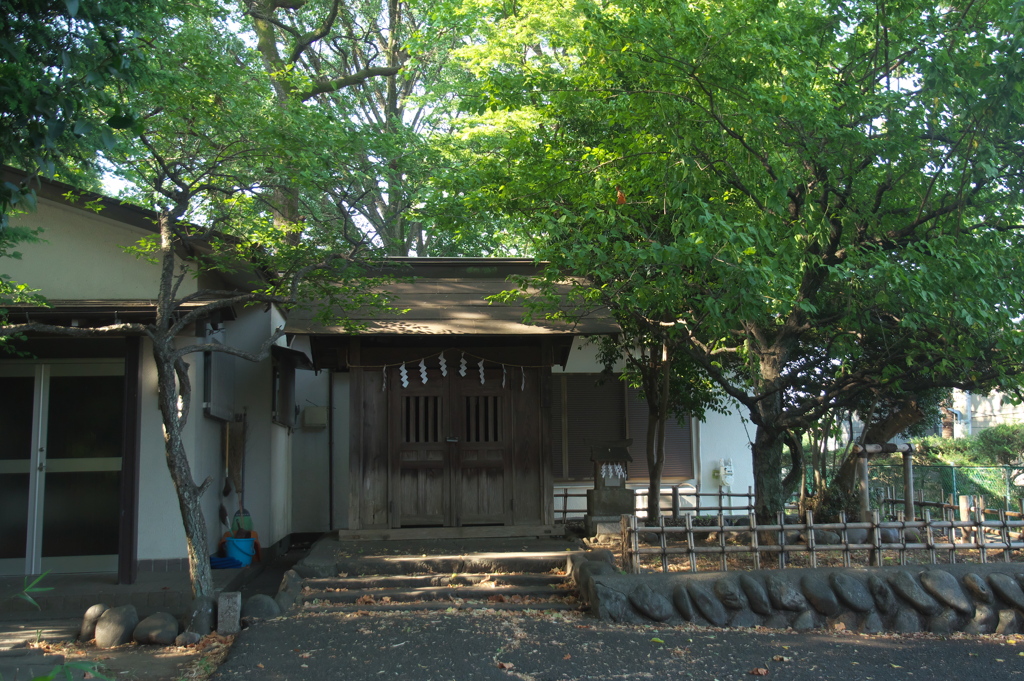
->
[752,423,785,524]
[154,345,214,599]
[645,349,671,522]
[820,397,927,520]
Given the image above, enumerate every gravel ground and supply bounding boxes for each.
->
[211,608,1024,681]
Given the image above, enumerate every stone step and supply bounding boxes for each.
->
[300,599,579,614]
[304,573,568,591]
[332,551,585,577]
[302,583,571,605]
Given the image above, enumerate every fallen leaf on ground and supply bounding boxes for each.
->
[772,656,791,662]
[356,595,376,605]
[489,595,506,603]
[651,638,664,644]
[496,661,515,670]
[563,654,571,660]
[750,668,769,676]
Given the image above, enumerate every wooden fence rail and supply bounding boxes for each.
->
[619,508,1024,574]
[554,486,758,524]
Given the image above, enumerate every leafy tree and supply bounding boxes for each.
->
[0,0,162,225]
[456,0,1024,520]
[1,8,390,598]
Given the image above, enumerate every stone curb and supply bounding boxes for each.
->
[580,562,1024,634]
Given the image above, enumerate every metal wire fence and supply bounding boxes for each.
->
[870,465,1024,511]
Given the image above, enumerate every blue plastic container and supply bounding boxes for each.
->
[224,537,256,567]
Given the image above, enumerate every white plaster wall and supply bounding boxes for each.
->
[5,199,198,299]
[225,307,281,549]
[695,398,755,496]
[290,367,331,532]
[136,338,190,560]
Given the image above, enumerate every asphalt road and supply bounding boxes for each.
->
[211,609,1024,680]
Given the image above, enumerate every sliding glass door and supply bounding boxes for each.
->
[0,361,124,575]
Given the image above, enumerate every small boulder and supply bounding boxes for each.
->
[729,609,759,628]
[845,529,869,544]
[174,631,202,646]
[79,603,109,642]
[792,610,817,631]
[926,608,960,635]
[242,594,283,620]
[133,612,179,645]
[859,611,884,634]
[95,605,139,649]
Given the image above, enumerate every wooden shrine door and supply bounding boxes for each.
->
[389,366,512,527]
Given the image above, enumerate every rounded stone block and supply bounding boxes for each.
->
[989,573,1024,610]
[628,584,674,622]
[889,571,941,616]
[829,573,873,613]
[801,575,841,617]
[687,583,729,626]
[963,573,993,604]
[868,575,896,614]
[672,584,695,621]
[739,575,772,616]
[766,574,808,611]
[920,570,972,614]
[714,578,747,610]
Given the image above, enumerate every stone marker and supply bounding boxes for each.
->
[217,592,242,636]
[242,594,283,620]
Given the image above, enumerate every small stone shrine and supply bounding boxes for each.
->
[584,439,634,537]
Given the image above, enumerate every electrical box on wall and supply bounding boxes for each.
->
[302,406,328,429]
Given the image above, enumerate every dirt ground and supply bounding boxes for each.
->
[23,632,234,681]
